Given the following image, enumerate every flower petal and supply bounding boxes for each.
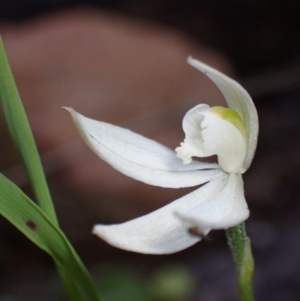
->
[93,172,228,254]
[176,104,247,173]
[187,57,258,171]
[175,104,209,164]
[176,173,248,234]
[200,110,247,173]
[65,108,221,188]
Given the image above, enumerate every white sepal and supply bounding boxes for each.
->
[176,173,248,234]
[64,56,258,255]
[187,57,258,171]
[93,172,228,254]
[65,108,221,188]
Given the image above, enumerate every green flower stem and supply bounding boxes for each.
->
[226,224,255,301]
[0,37,57,224]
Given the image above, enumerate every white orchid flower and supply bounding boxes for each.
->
[65,57,258,254]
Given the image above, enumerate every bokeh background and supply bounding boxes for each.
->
[1,1,300,300]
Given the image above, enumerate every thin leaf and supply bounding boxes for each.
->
[0,37,57,223]
[57,266,87,301]
[0,173,102,301]
[0,37,101,300]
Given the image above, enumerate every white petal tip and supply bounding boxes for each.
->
[92,225,97,235]
[187,56,205,70]
[187,56,196,65]
[62,106,73,113]
[92,225,108,237]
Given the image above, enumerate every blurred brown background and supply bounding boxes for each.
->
[1,1,300,300]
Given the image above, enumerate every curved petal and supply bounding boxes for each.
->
[176,173,249,234]
[200,109,247,173]
[175,104,209,164]
[93,172,228,254]
[187,57,258,171]
[176,105,247,173]
[65,108,221,188]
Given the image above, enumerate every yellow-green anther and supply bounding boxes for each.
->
[209,106,246,139]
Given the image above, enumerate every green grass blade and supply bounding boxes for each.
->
[0,173,102,301]
[0,37,57,223]
[57,266,88,301]
[0,37,103,300]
